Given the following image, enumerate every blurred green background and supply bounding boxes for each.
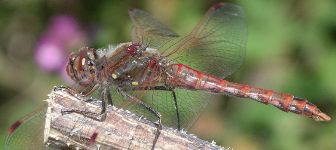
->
[0,0,335,150]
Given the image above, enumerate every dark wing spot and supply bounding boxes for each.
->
[8,120,22,134]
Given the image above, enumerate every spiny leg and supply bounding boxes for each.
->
[106,89,113,106]
[118,88,162,150]
[127,86,182,130]
[61,85,109,121]
[100,88,106,114]
[170,89,180,130]
[99,87,114,121]
[100,86,114,112]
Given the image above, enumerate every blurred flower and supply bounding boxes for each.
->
[35,41,65,72]
[35,15,87,80]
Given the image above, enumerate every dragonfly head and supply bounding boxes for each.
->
[66,47,98,86]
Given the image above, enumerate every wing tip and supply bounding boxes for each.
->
[209,2,244,18]
[7,120,23,134]
[211,2,226,10]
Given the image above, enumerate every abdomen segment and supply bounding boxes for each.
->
[166,64,331,121]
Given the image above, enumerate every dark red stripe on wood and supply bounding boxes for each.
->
[88,132,98,145]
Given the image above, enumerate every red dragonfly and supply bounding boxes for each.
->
[6,2,331,149]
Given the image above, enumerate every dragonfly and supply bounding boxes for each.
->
[6,2,331,150]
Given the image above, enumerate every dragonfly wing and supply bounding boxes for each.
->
[121,3,246,129]
[128,88,217,129]
[5,107,52,150]
[83,83,214,130]
[165,3,247,78]
[128,8,179,49]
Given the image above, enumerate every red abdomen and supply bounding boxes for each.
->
[166,64,331,121]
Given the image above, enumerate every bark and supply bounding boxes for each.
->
[44,87,226,150]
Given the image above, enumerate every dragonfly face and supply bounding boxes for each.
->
[66,47,98,86]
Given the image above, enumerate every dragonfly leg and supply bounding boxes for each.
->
[106,89,113,106]
[118,88,162,149]
[61,106,107,122]
[99,85,114,111]
[60,86,110,121]
[97,87,113,122]
[100,88,106,115]
[126,86,182,130]
[170,89,181,130]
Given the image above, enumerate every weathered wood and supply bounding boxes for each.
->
[44,87,226,150]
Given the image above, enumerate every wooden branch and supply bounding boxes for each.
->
[44,87,227,150]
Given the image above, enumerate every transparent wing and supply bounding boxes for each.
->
[164,3,247,78]
[5,106,53,150]
[128,8,179,49]
[109,88,217,130]
[123,3,246,128]
[140,89,218,129]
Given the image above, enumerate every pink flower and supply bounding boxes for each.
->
[35,42,65,72]
[35,15,87,80]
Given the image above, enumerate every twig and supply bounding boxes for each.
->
[44,87,226,150]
